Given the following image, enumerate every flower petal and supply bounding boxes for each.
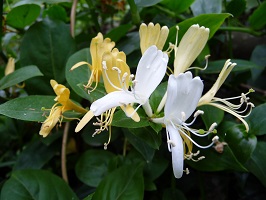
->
[167,124,184,178]
[165,72,203,124]
[90,91,137,116]
[75,110,94,132]
[134,45,168,101]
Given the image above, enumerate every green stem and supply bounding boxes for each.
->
[219,27,263,37]
[127,0,141,26]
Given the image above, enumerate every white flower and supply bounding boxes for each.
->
[75,45,168,132]
[163,72,218,178]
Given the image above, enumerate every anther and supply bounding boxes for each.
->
[112,67,121,74]
[167,140,176,147]
[208,122,217,132]
[194,110,204,117]
[212,136,219,143]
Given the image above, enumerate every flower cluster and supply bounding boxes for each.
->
[40,23,254,178]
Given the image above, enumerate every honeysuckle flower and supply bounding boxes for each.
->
[39,80,87,137]
[174,24,209,76]
[71,32,115,92]
[198,59,254,132]
[139,22,169,54]
[153,72,219,178]
[75,45,168,135]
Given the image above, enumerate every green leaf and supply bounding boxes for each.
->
[203,59,263,74]
[226,0,246,17]
[116,32,140,55]
[75,150,115,187]
[0,65,43,90]
[191,0,222,16]
[65,48,92,100]
[149,81,167,114]
[0,170,79,200]
[246,103,266,136]
[163,188,186,200]
[20,18,76,83]
[199,105,224,128]
[112,109,150,128]
[6,4,41,29]
[250,44,266,80]
[220,122,257,164]
[167,13,231,44]
[245,141,266,187]
[248,2,266,30]
[135,0,161,7]
[44,5,68,22]
[106,24,133,42]
[0,95,55,122]
[13,139,59,170]
[124,129,155,162]
[160,0,195,14]
[92,163,144,200]
[127,126,162,150]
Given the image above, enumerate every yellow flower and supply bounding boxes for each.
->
[174,24,209,76]
[39,80,87,137]
[198,59,254,132]
[139,22,169,54]
[71,33,115,92]
[5,57,15,75]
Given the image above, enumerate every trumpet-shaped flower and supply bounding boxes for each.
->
[71,33,115,92]
[75,45,168,133]
[39,80,87,137]
[174,24,209,76]
[198,59,254,131]
[139,22,169,54]
[160,72,218,178]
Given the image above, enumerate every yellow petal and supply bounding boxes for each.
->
[70,61,91,71]
[5,57,15,75]
[75,110,95,132]
[120,104,140,122]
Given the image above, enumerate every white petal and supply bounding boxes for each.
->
[165,72,203,123]
[167,124,184,178]
[134,45,168,100]
[90,91,137,116]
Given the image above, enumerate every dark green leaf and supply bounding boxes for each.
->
[167,13,231,45]
[124,129,155,162]
[0,65,43,90]
[112,109,150,128]
[160,0,195,14]
[65,48,92,100]
[248,2,266,30]
[149,81,167,114]
[92,163,144,200]
[163,188,187,200]
[191,0,222,16]
[75,150,115,187]
[220,122,257,164]
[0,95,55,122]
[250,44,266,80]
[0,170,79,200]
[20,18,76,83]
[6,4,41,29]
[127,126,162,149]
[199,105,224,128]
[226,0,246,17]
[135,0,161,7]
[116,32,140,55]
[245,141,266,187]
[246,103,266,136]
[106,24,133,42]
[44,5,68,22]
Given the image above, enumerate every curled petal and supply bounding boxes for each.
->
[167,124,184,178]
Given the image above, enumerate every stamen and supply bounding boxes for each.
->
[167,140,176,147]
[102,61,123,91]
[184,168,190,175]
[187,55,210,71]
[181,112,186,122]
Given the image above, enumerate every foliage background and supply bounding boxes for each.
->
[0,0,266,199]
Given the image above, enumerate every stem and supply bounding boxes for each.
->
[127,0,141,26]
[61,122,70,183]
[219,27,263,37]
[70,0,78,37]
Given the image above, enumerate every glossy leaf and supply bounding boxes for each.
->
[112,109,150,128]
[226,0,246,17]
[245,141,266,187]
[149,82,167,114]
[0,95,55,122]
[0,170,79,200]
[106,24,133,42]
[0,65,43,90]
[135,0,161,7]
[75,150,115,187]
[160,0,195,14]
[248,2,266,30]
[20,18,76,83]
[44,5,68,22]
[199,105,224,128]
[191,0,222,16]
[246,103,266,136]
[92,163,144,200]
[6,4,41,29]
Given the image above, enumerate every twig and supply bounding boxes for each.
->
[70,0,78,37]
[61,122,70,183]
